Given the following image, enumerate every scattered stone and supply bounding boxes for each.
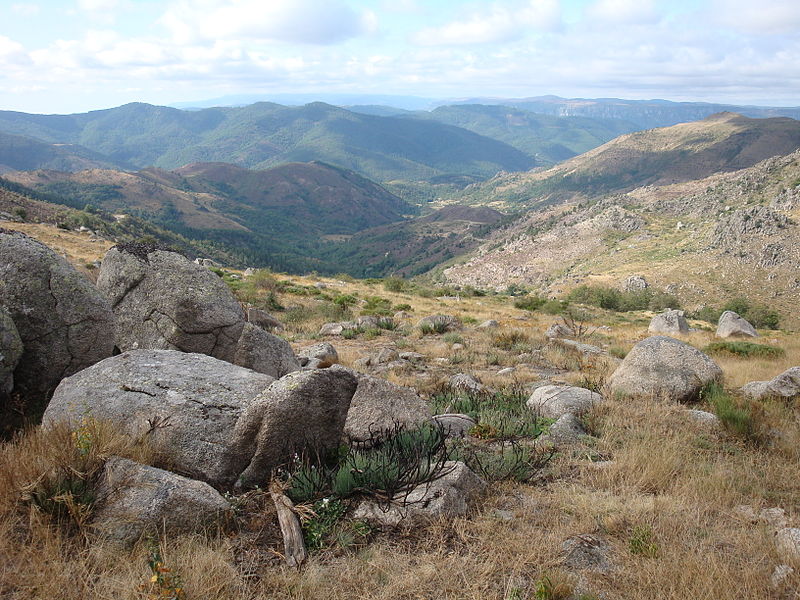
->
[741,367,800,400]
[0,308,23,396]
[352,461,485,527]
[716,310,759,338]
[393,311,412,320]
[562,534,613,573]
[449,373,485,394]
[246,308,284,332]
[97,246,245,360]
[398,351,426,362]
[761,508,789,530]
[608,336,722,403]
[451,343,465,351]
[775,528,800,562]
[477,319,499,329]
[233,323,300,378]
[684,409,721,429]
[417,314,462,332]
[314,282,327,289]
[550,338,605,356]
[545,322,574,339]
[431,413,477,438]
[343,370,432,445]
[243,268,255,276]
[622,275,649,292]
[648,309,689,335]
[297,342,339,368]
[546,413,588,446]
[527,385,603,419]
[319,321,353,336]
[771,565,795,589]
[44,350,275,487]
[497,367,516,376]
[92,457,231,547]
[0,230,115,423]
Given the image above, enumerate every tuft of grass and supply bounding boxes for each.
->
[700,382,760,440]
[491,329,531,351]
[629,524,659,558]
[703,341,784,359]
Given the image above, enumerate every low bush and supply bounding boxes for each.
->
[703,341,785,359]
[690,297,781,329]
[514,295,545,311]
[567,285,679,312]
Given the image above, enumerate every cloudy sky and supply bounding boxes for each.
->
[1,0,799,114]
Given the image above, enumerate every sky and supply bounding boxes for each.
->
[1,0,799,114]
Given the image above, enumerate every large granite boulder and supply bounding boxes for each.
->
[92,457,231,547]
[741,367,800,400]
[608,336,722,402]
[0,307,22,396]
[44,350,274,487]
[0,230,115,425]
[716,311,758,338]
[233,323,300,378]
[527,385,603,419]
[343,370,432,445]
[96,244,245,360]
[648,309,689,335]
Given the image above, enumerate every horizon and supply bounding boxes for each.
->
[1,0,800,114]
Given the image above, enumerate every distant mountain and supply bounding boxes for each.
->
[463,112,800,207]
[447,95,800,130]
[0,102,534,183]
[415,104,636,165]
[5,161,413,272]
[170,94,437,111]
[0,131,121,174]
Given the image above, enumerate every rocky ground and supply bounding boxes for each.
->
[0,222,799,600]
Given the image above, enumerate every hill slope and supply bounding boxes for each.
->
[463,113,800,207]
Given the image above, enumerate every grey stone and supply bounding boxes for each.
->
[546,413,588,446]
[431,413,477,438]
[608,336,722,403]
[497,367,516,375]
[417,314,462,332]
[622,275,649,292]
[319,321,353,336]
[0,307,22,396]
[246,308,284,332]
[648,309,689,335]
[775,528,800,562]
[398,351,426,362]
[92,457,231,547]
[297,342,339,368]
[771,565,795,589]
[562,534,613,573]
[343,370,431,445]
[684,409,721,428]
[236,366,358,487]
[44,350,274,487]
[550,338,605,355]
[716,310,758,338]
[233,323,300,378]
[449,373,485,393]
[477,319,499,329]
[352,461,485,527]
[545,322,574,339]
[97,247,245,360]
[527,385,603,419]
[0,230,115,420]
[741,367,800,400]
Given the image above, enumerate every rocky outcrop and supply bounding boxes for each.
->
[449,373,486,394]
[716,311,758,338]
[352,461,485,527]
[343,370,431,445]
[246,307,284,332]
[97,244,246,359]
[648,309,689,335]
[622,275,648,292]
[0,307,22,396]
[545,322,574,339]
[92,457,231,547]
[0,229,115,425]
[527,385,603,419]
[608,336,722,402]
[741,367,800,400]
[44,350,275,487]
[233,323,300,378]
[297,342,339,368]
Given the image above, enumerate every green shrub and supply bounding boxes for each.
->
[700,382,755,438]
[361,296,393,316]
[514,295,545,311]
[419,321,449,335]
[541,299,569,315]
[442,332,464,345]
[567,285,679,313]
[703,341,784,359]
[393,303,413,312]
[692,297,780,329]
[383,277,408,292]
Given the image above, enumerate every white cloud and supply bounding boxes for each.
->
[0,35,31,66]
[413,0,561,46]
[11,3,40,17]
[77,0,118,11]
[584,0,660,25]
[158,0,374,45]
[712,0,800,34]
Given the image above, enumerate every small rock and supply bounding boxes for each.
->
[477,319,499,329]
[622,275,649,292]
[550,338,605,355]
[546,413,588,446]
[449,373,485,394]
[771,565,795,589]
[562,534,613,573]
[741,367,800,401]
[451,343,465,351]
[545,322,574,339]
[398,351,426,362]
[431,413,477,438]
[775,528,800,562]
[761,508,789,530]
[684,409,721,428]
[716,311,758,338]
[297,342,339,368]
[527,385,602,419]
[648,309,689,335]
[497,367,516,376]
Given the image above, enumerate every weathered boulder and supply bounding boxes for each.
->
[740,367,800,400]
[92,457,231,547]
[716,310,758,338]
[0,308,22,396]
[622,275,648,293]
[608,336,722,402]
[431,413,477,438]
[236,366,358,487]
[233,323,300,378]
[246,307,284,332]
[477,319,499,329]
[549,338,605,356]
[545,322,574,339]
[44,350,274,487]
[775,528,800,562]
[319,321,354,336]
[684,409,721,429]
[545,413,588,446]
[352,461,485,527]
[648,309,689,335]
[343,370,431,445]
[449,373,486,394]
[297,342,339,368]
[527,385,602,419]
[97,245,245,360]
[417,314,462,332]
[0,230,115,424]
